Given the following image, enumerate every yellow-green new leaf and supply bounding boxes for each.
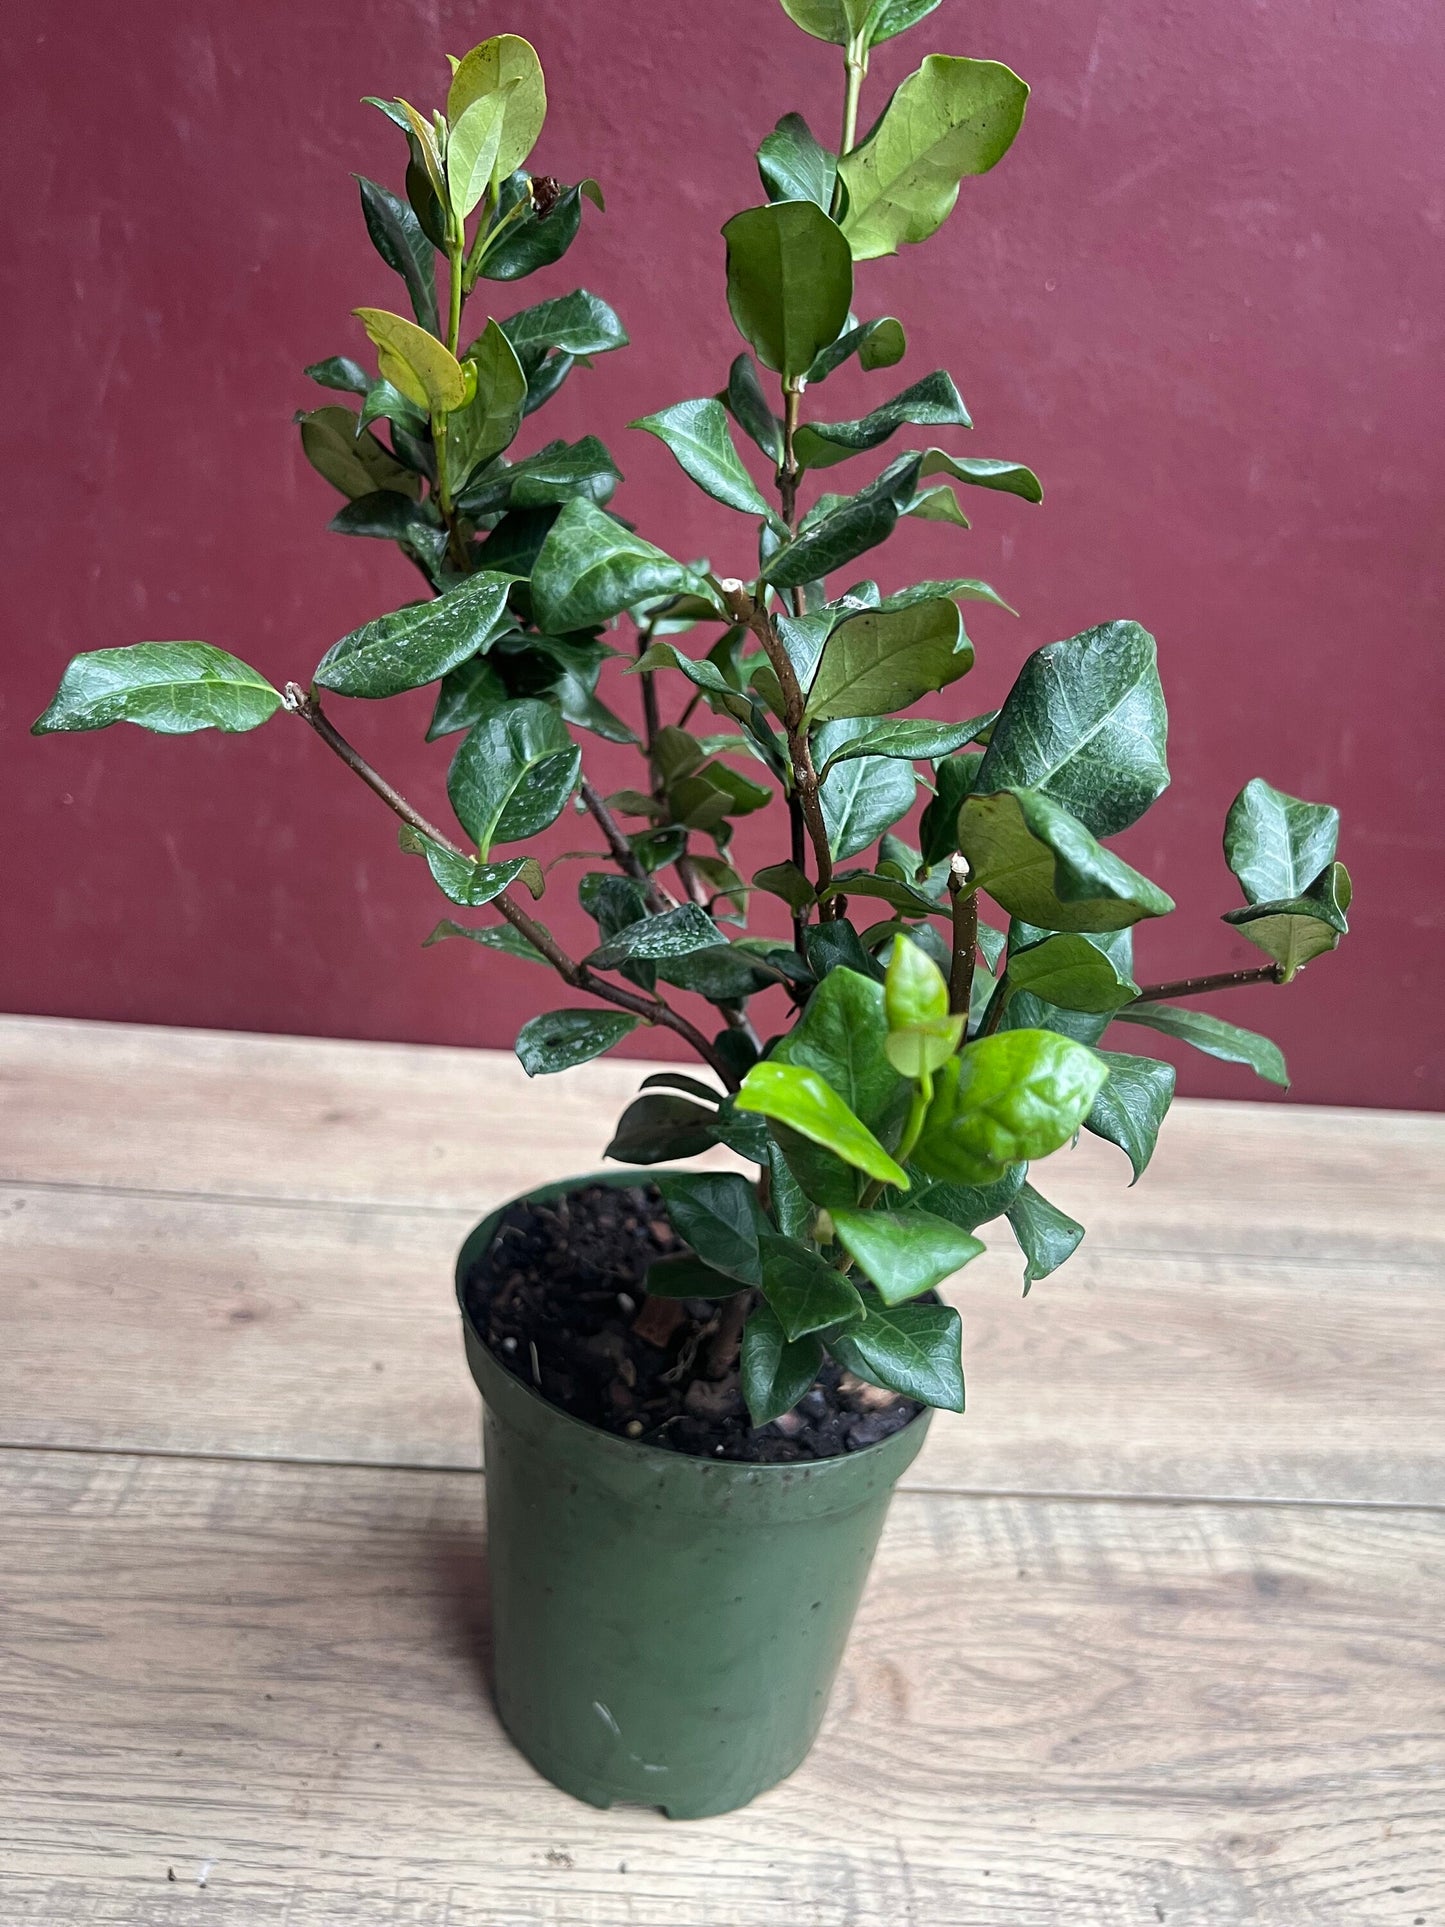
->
[839,56,1029,261]
[447,35,547,183]
[297,406,419,500]
[736,1061,909,1188]
[443,319,527,493]
[354,308,467,415]
[446,88,514,221]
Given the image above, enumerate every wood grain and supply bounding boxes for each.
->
[5,1014,1443,1263]
[4,1183,1442,1505]
[1,1447,1441,1927]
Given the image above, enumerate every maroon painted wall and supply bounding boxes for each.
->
[5,0,1442,1108]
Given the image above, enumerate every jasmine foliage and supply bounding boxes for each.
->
[32,13,1349,1430]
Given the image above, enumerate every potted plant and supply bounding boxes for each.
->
[33,2,1351,1819]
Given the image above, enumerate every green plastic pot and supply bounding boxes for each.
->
[455,1170,932,1818]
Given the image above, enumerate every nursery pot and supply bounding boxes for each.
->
[455,1170,932,1819]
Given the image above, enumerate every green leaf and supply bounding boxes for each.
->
[722,352,785,464]
[499,289,628,367]
[804,596,971,721]
[753,862,817,912]
[587,903,727,967]
[405,839,538,908]
[447,34,547,185]
[868,0,944,44]
[1224,777,1340,905]
[354,307,467,415]
[741,1305,822,1426]
[457,435,621,517]
[446,697,580,856]
[722,201,854,385]
[447,88,513,220]
[737,1061,909,1187]
[918,748,985,866]
[1115,1002,1288,1087]
[763,451,923,589]
[792,371,971,470]
[957,788,1176,931]
[314,570,514,699]
[977,621,1169,836]
[655,1172,766,1286]
[531,499,709,633]
[905,1161,1027,1233]
[426,655,507,740]
[761,1237,865,1340]
[817,722,918,859]
[1006,1182,1084,1293]
[422,917,550,961]
[298,406,420,500]
[1084,1049,1176,1182]
[831,1206,983,1306]
[879,576,1015,615]
[829,1297,964,1411]
[924,455,1042,502]
[884,929,949,1030]
[444,320,528,492]
[647,1253,742,1298]
[327,491,439,551]
[839,55,1030,261]
[777,0,871,44]
[32,644,281,736]
[515,1008,639,1076]
[1222,862,1351,982]
[478,173,588,282]
[305,354,372,395]
[630,398,778,520]
[806,315,907,384]
[757,112,838,211]
[913,1029,1110,1185]
[816,714,992,777]
[356,176,440,336]
[1005,932,1140,1014]
[604,1093,720,1164]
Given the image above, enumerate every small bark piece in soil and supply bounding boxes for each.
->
[463,1181,922,1463]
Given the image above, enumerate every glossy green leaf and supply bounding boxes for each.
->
[977,621,1168,836]
[905,1161,1027,1234]
[817,722,918,858]
[831,1206,983,1306]
[426,655,508,740]
[791,371,970,470]
[930,454,1042,501]
[1006,1181,1084,1293]
[1005,932,1140,1014]
[32,644,281,736]
[777,0,871,43]
[604,1093,720,1164]
[741,1305,822,1426]
[457,436,620,518]
[957,788,1175,931]
[806,315,907,384]
[722,200,854,384]
[304,354,372,395]
[722,352,785,463]
[356,176,440,336]
[804,597,971,721]
[298,406,420,500]
[422,917,550,962]
[630,398,778,520]
[763,450,923,589]
[1115,1001,1289,1088]
[1222,862,1352,982]
[327,490,438,549]
[314,570,514,699]
[646,1252,743,1298]
[499,289,628,364]
[587,903,727,968]
[918,748,985,866]
[1083,1049,1176,1183]
[839,55,1030,261]
[816,713,992,777]
[515,1008,638,1076]
[446,697,580,856]
[753,862,817,912]
[884,930,949,1030]
[757,112,838,211]
[447,34,547,185]
[761,1236,865,1340]
[879,576,1015,615]
[447,88,513,220]
[354,307,467,415]
[531,499,710,633]
[737,1061,908,1187]
[478,173,588,282]
[1224,777,1340,905]
[868,0,944,43]
[654,1170,766,1287]
[403,835,538,908]
[913,1029,1110,1185]
[444,320,527,491]
[829,1296,964,1411]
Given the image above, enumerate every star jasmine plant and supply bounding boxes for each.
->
[33,5,1350,1429]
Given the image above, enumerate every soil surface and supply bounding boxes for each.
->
[463,1181,922,1463]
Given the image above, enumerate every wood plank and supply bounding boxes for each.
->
[3,1185,1442,1506]
[1,1448,1439,1926]
[4,1014,1443,1263]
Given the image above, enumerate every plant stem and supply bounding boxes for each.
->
[1133,964,1285,1003]
[779,385,802,533]
[579,776,676,913]
[283,686,738,1089]
[832,42,868,218]
[947,863,977,1018]
[703,1287,755,1380]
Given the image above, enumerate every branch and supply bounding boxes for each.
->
[284,686,739,1089]
[947,860,977,1019]
[579,775,675,913]
[1133,964,1285,1003]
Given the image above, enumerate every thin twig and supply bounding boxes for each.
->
[1133,964,1285,1003]
[579,776,675,913]
[947,861,977,1020]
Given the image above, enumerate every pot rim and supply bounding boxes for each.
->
[455,1166,936,1482]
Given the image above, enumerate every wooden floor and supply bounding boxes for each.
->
[1,1014,1442,1925]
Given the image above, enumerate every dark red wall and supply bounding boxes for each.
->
[6,0,1442,1108]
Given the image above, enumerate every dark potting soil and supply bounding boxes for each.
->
[462,1181,923,1463]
